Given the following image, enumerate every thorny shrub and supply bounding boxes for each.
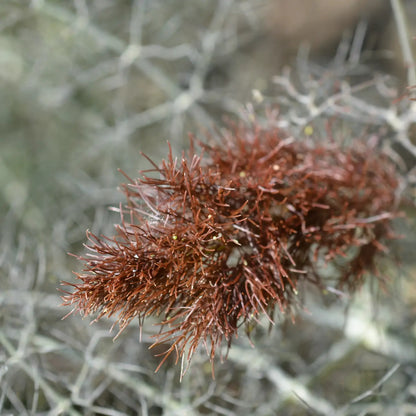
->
[62,121,400,374]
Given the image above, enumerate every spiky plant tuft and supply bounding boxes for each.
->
[62,121,399,374]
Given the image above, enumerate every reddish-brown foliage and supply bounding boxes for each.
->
[62,122,399,372]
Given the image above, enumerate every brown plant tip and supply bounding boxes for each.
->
[61,122,400,372]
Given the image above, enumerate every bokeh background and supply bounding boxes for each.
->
[1,1,416,415]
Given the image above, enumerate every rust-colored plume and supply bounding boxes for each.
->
[62,122,399,372]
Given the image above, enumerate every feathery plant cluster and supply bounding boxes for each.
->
[63,120,399,373]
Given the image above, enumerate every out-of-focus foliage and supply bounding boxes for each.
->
[1,1,416,415]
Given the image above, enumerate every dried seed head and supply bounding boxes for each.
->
[61,122,399,374]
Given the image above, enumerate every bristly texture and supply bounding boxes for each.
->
[62,122,399,372]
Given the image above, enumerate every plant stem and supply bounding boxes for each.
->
[390,0,416,85]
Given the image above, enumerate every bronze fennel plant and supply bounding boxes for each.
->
[62,121,399,373]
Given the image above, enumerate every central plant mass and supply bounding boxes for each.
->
[62,123,398,371]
